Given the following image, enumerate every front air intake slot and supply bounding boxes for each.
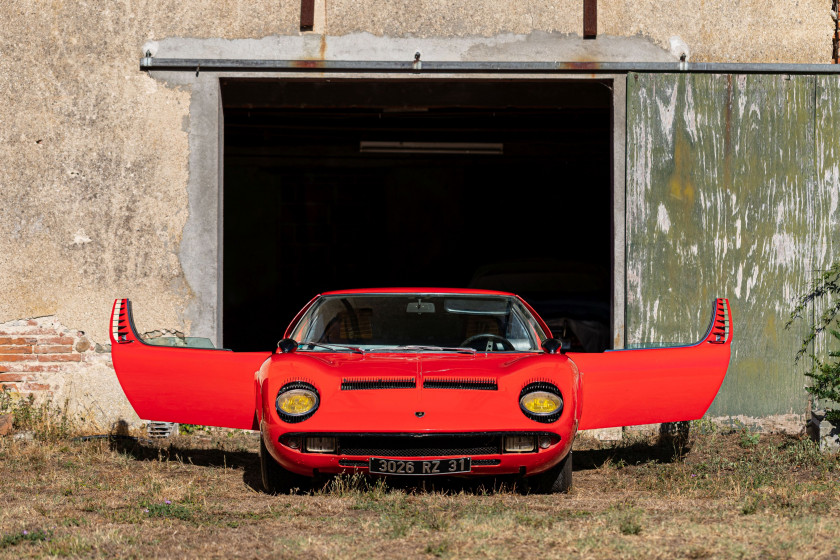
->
[423,378,497,390]
[341,378,416,390]
[338,434,501,456]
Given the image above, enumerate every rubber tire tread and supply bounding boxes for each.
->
[260,436,307,494]
[531,451,572,494]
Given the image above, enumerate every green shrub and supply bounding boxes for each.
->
[788,262,840,424]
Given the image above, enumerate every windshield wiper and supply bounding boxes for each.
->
[298,341,365,354]
[396,345,476,354]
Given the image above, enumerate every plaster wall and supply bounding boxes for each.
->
[329,0,830,64]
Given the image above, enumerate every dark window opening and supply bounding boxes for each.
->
[222,79,613,352]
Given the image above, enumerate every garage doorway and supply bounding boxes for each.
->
[221,79,613,352]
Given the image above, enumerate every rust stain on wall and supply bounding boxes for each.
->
[666,128,695,205]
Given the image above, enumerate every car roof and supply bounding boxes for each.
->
[319,287,518,296]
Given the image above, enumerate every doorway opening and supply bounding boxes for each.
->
[222,79,613,352]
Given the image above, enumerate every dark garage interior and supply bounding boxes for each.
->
[222,79,613,352]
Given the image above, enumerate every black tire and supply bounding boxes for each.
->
[259,436,307,494]
[527,451,572,494]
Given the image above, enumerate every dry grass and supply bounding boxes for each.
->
[1,411,840,559]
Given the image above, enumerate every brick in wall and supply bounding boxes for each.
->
[0,316,106,398]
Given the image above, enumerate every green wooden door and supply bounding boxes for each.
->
[626,73,840,419]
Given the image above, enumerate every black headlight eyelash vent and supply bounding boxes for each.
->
[519,381,563,424]
[279,377,315,387]
[276,381,320,423]
[521,378,557,390]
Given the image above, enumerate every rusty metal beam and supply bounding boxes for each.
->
[583,0,597,39]
[140,57,840,75]
[300,0,315,31]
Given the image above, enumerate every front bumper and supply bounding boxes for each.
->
[264,430,571,477]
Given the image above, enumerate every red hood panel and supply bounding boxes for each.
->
[261,352,577,434]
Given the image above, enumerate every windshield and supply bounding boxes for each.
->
[289,294,547,353]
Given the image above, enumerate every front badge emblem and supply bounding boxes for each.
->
[415,411,425,418]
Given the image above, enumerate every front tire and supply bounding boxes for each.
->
[260,436,307,494]
[528,451,572,494]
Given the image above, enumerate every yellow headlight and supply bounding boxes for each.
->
[520,391,561,415]
[277,389,318,416]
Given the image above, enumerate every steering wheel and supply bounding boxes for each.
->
[460,333,515,352]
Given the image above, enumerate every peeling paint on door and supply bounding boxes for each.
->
[814,76,840,367]
[626,73,840,418]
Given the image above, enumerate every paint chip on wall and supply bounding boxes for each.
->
[73,230,92,245]
[656,203,671,233]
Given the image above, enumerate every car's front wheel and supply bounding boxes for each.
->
[527,451,572,494]
[259,436,307,494]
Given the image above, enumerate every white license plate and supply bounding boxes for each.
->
[368,458,471,475]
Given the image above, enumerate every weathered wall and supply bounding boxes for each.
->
[329,0,830,63]
[626,73,840,419]
[0,1,302,348]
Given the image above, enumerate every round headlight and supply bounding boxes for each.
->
[276,382,319,423]
[521,392,561,414]
[519,382,563,423]
[279,390,317,414]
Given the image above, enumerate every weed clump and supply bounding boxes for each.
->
[618,513,643,535]
[0,390,74,441]
[0,529,51,550]
[140,500,194,521]
[425,540,450,557]
[738,429,760,448]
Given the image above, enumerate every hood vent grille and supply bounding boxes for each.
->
[341,377,416,390]
[423,378,497,391]
[340,377,499,390]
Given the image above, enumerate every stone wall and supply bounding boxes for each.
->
[0,316,138,428]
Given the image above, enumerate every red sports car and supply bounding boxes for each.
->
[109,288,732,493]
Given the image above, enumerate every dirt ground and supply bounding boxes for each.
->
[1,423,839,559]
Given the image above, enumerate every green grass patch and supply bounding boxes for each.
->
[140,500,194,521]
[0,529,50,549]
